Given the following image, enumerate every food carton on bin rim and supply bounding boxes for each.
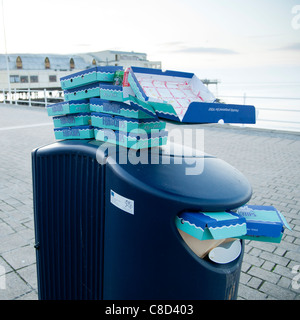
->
[236,205,291,243]
[54,125,94,140]
[94,127,168,149]
[175,211,247,240]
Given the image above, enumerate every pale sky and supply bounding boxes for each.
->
[1,0,300,97]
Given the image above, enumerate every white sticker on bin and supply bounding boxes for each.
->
[110,190,134,215]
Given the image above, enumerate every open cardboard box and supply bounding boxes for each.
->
[175,212,246,262]
[175,211,246,260]
[128,66,256,124]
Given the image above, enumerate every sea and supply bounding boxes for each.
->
[214,82,300,133]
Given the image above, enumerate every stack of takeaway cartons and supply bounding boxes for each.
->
[46,66,122,140]
[46,98,92,140]
[46,66,168,149]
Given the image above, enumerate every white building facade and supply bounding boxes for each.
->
[0,50,162,90]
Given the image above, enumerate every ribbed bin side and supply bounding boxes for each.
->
[33,152,104,300]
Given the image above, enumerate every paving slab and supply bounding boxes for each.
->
[0,103,299,300]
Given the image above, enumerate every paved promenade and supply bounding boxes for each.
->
[0,103,299,300]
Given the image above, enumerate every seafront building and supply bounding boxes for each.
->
[0,50,162,90]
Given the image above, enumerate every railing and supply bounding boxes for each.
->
[1,88,300,132]
[0,88,64,107]
[217,94,300,132]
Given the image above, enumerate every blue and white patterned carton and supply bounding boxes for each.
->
[94,128,168,149]
[63,83,102,101]
[91,112,166,133]
[175,211,247,240]
[60,66,123,90]
[99,83,124,102]
[53,113,91,128]
[90,97,157,119]
[46,99,90,116]
[236,205,291,243]
[54,125,95,140]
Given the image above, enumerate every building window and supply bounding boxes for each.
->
[49,75,57,82]
[70,58,75,70]
[92,58,97,65]
[45,57,50,69]
[30,75,39,83]
[115,54,119,61]
[10,75,20,83]
[16,56,22,69]
[20,76,29,83]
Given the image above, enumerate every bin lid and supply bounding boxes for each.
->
[106,141,252,212]
[36,140,252,212]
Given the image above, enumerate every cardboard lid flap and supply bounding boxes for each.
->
[178,211,247,240]
[278,210,292,231]
[204,212,247,240]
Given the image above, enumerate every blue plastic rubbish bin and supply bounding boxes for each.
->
[32,140,251,300]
